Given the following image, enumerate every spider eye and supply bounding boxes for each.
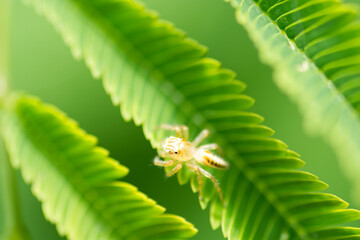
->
[174,151,178,154]
[166,150,172,154]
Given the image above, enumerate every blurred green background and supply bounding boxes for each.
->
[1,0,357,239]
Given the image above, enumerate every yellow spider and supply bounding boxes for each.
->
[154,124,229,203]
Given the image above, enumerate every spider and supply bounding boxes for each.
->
[154,124,229,203]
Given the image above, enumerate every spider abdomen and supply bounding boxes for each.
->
[195,149,229,169]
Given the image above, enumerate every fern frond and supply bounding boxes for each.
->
[21,0,360,238]
[225,0,360,199]
[0,94,197,240]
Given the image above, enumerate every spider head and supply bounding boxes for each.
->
[162,136,186,161]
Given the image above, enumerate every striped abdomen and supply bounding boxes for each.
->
[195,149,229,169]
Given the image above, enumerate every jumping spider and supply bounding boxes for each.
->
[154,124,229,203]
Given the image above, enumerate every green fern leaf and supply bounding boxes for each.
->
[0,94,197,240]
[20,0,360,238]
[225,0,360,199]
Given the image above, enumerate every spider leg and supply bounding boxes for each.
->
[199,143,224,156]
[186,162,204,200]
[154,156,175,167]
[167,163,183,177]
[156,124,189,140]
[187,161,224,203]
[158,150,167,159]
[192,129,210,147]
[198,167,224,204]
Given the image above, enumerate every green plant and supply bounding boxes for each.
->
[226,0,360,201]
[2,0,360,240]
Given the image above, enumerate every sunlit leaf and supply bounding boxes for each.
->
[226,0,360,202]
[0,95,197,240]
